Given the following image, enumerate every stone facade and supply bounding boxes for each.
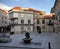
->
[0,9,10,33]
[33,11,47,33]
[9,7,34,33]
[9,7,51,33]
[8,7,54,33]
[33,11,54,33]
[42,14,54,32]
[51,0,60,33]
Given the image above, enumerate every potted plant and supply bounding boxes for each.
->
[22,32,32,44]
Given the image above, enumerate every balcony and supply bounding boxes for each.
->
[10,22,18,25]
[47,22,54,25]
[9,17,18,20]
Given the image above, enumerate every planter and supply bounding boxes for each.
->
[23,38,32,44]
[22,32,32,44]
[10,32,14,35]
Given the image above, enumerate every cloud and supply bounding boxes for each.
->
[0,3,12,10]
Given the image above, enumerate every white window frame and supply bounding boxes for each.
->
[21,26,24,31]
[27,26,31,31]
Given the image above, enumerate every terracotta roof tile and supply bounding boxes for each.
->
[43,13,55,19]
[11,6,22,11]
[9,6,46,14]
[0,9,8,14]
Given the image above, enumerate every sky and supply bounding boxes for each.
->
[0,0,55,14]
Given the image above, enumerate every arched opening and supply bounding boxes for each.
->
[37,26,41,33]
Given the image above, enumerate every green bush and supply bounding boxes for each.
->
[25,32,30,38]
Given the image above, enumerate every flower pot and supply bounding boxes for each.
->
[23,38,32,44]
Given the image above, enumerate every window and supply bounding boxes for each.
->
[37,19,39,24]
[14,19,18,24]
[5,17,7,19]
[57,16,60,21]
[27,26,31,30]
[9,13,13,17]
[28,19,31,24]
[42,26,45,31]
[21,19,24,24]
[11,20,14,24]
[12,26,14,29]
[2,21,4,23]
[49,20,51,23]
[27,14,30,17]
[5,21,7,24]
[21,26,24,30]
[2,17,4,23]
[42,19,45,24]
[13,13,18,17]
[20,14,24,17]
[59,16,60,21]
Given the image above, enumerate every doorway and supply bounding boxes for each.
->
[37,26,41,33]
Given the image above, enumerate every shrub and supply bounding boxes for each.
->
[25,32,30,38]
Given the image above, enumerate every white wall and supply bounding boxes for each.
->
[18,13,33,24]
[0,11,9,26]
[10,11,34,33]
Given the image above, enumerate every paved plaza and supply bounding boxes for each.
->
[0,32,60,49]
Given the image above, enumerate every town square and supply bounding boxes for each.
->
[0,0,60,49]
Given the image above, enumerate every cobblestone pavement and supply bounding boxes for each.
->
[0,32,60,49]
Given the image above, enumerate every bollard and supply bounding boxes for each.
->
[48,42,51,49]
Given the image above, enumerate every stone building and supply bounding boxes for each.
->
[33,10,54,33]
[8,6,55,33]
[0,9,10,33]
[0,6,55,34]
[8,7,46,33]
[33,10,46,33]
[43,14,54,32]
[9,7,34,33]
[51,0,60,33]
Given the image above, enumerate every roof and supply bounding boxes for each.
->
[43,13,55,19]
[9,6,45,13]
[0,9,8,14]
[11,6,22,11]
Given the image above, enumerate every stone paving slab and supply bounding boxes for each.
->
[0,32,60,49]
